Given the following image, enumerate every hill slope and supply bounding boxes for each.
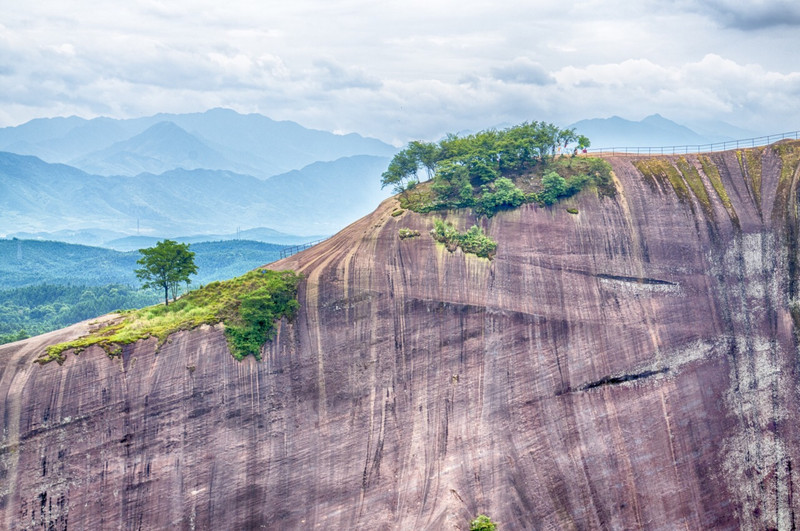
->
[2,141,800,528]
[0,151,392,236]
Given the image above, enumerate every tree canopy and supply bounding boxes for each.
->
[381,121,582,194]
[382,121,613,216]
[135,240,198,306]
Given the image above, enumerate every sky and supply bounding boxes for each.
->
[1,0,799,144]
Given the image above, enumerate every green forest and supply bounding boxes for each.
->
[0,239,289,345]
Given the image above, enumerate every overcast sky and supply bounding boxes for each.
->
[1,0,799,143]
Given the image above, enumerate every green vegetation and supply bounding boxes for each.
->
[470,514,498,531]
[391,209,405,217]
[0,239,290,345]
[0,284,160,344]
[38,269,301,364]
[430,219,497,259]
[398,228,420,239]
[698,155,737,220]
[136,240,198,306]
[381,122,612,217]
[774,141,800,217]
[633,158,692,204]
[736,148,764,205]
[566,207,579,214]
[676,157,713,218]
[0,239,288,289]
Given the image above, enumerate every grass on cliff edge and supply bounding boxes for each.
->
[38,269,301,365]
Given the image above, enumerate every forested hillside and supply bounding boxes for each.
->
[0,239,288,344]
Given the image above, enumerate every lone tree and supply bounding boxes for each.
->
[135,239,198,306]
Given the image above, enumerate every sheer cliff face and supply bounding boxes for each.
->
[2,142,800,530]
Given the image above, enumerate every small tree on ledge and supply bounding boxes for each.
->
[135,239,198,306]
[470,514,497,530]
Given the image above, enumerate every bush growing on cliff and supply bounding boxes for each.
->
[430,219,497,259]
[39,269,301,364]
[470,514,497,530]
[538,171,568,205]
[398,228,420,239]
[475,177,526,216]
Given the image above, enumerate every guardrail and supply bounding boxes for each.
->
[587,130,800,155]
[279,238,328,259]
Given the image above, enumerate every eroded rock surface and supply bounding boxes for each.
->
[2,142,800,529]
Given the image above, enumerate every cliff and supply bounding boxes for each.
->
[2,141,800,529]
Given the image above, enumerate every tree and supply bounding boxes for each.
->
[406,140,440,180]
[381,150,418,194]
[135,240,198,306]
[539,171,568,205]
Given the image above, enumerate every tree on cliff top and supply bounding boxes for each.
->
[135,239,197,306]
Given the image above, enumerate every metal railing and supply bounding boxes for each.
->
[587,130,800,156]
[279,238,328,259]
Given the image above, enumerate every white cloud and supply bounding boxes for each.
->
[0,0,799,141]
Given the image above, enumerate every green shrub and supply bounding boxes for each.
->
[566,207,579,214]
[430,219,497,259]
[476,177,526,216]
[398,228,420,239]
[538,171,568,205]
[470,514,497,531]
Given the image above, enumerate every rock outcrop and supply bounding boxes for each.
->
[2,142,800,529]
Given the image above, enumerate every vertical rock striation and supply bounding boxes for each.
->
[2,141,800,529]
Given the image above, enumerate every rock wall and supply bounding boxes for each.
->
[2,142,800,529]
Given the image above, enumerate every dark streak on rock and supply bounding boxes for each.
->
[579,367,670,391]
[595,273,677,286]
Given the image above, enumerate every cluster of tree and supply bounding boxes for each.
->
[381,121,606,216]
[381,122,590,193]
[0,284,160,345]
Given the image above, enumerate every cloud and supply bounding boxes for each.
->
[700,0,800,29]
[311,59,382,91]
[0,0,799,144]
[490,58,554,86]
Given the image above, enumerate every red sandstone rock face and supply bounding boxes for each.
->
[2,143,800,529]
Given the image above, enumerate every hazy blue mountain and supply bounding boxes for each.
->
[70,121,261,177]
[0,108,397,177]
[260,154,391,230]
[571,114,714,148]
[684,119,759,143]
[7,228,132,247]
[154,108,398,175]
[0,151,391,238]
[103,229,323,251]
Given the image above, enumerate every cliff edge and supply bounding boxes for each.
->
[2,142,800,529]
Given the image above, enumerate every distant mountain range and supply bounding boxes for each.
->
[0,151,392,237]
[569,114,758,148]
[0,108,397,178]
[7,227,323,250]
[0,108,397,243]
